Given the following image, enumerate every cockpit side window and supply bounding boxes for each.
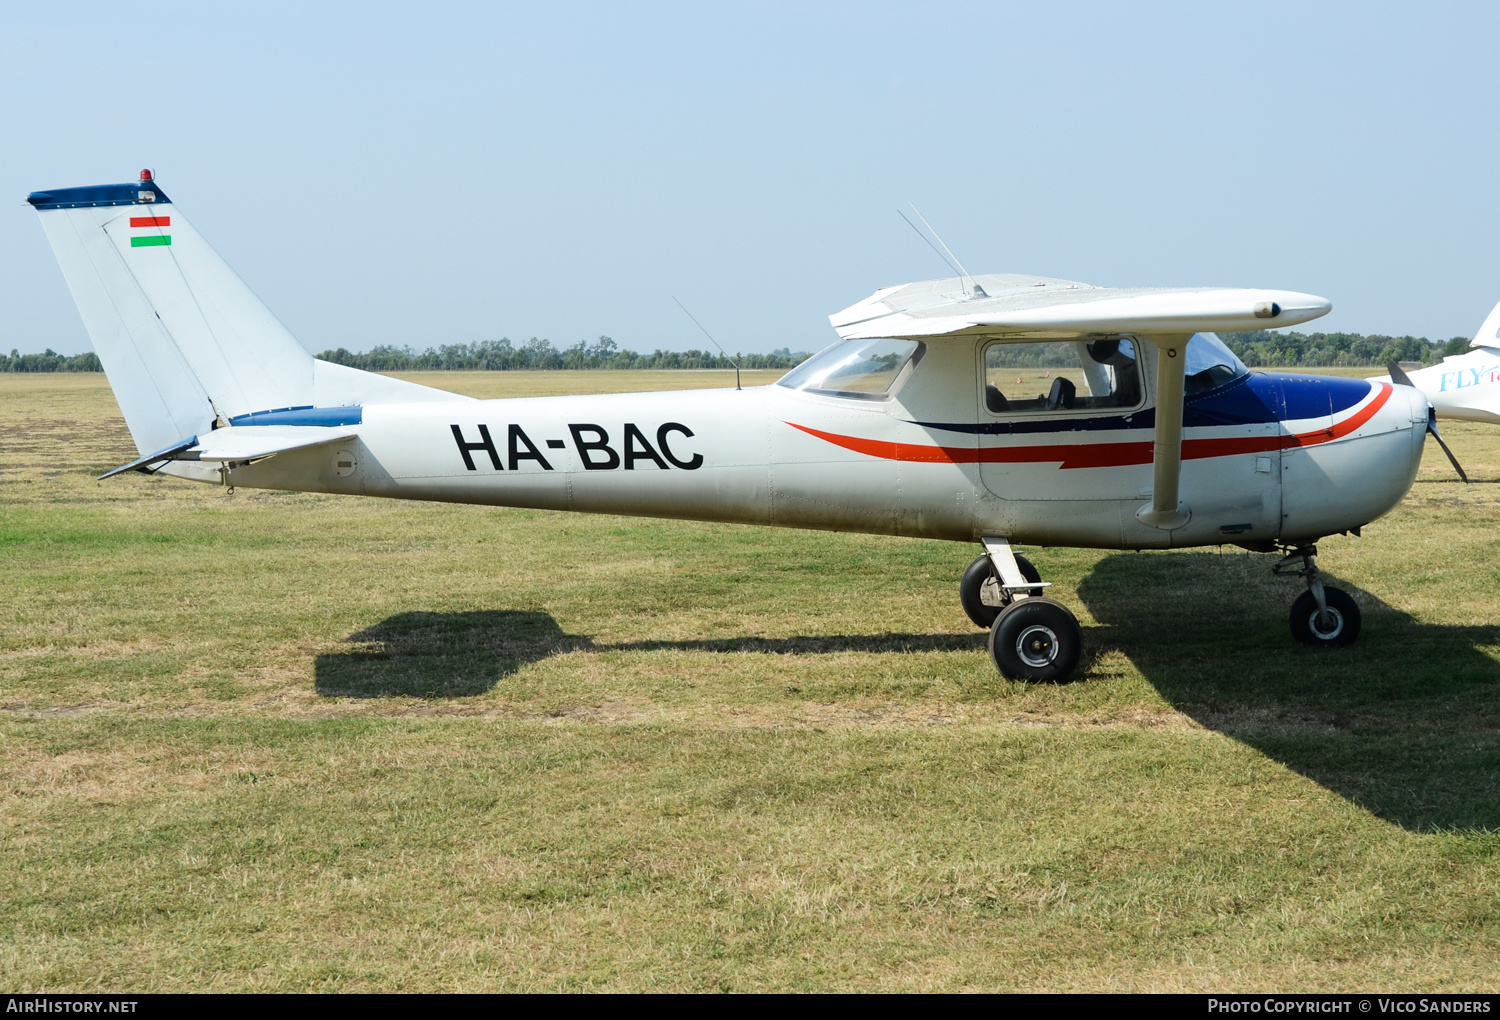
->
[983,338,1143,415]
[777,338,925,400]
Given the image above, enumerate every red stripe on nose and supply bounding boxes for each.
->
[129,216,170,228]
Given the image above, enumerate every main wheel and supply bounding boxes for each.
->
[959,553,1042,629]
[989,597,1082,682]
[1289,587,1361,647]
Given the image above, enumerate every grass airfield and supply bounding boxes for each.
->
[2,369,1499,992]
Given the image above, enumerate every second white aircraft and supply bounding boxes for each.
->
[1382,298,1500,425]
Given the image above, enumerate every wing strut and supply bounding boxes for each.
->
[1136,334,1192,530]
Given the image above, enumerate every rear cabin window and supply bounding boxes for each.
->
[984,339,1142,414]
[777,338,925,400]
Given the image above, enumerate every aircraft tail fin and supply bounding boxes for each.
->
[28,172,462,456]
[1470,297,1500,351]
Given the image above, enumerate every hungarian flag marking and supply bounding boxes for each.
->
[129,215,171,247]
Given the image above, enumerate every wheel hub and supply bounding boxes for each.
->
[1015,625,1059,668]
[1308,607,1344,641]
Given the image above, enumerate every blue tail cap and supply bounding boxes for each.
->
[28,181,170,210]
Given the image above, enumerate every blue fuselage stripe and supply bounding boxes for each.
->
[228,406,364,428]
[909,372,1370,435]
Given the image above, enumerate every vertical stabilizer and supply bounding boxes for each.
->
[29,172,464,456]
[29,173,315,453]
[1470,297,1500,351]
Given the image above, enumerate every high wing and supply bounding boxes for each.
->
[831,274,1331,341]
[99,425,356,479]
[832,274,1333,530]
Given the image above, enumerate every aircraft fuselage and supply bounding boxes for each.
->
[180,341,1429,551]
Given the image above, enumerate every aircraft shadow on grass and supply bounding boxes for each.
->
[313,610,982,701]
[315,611,586,700]
[316,558,1500,833]
[1076,552,1500,834]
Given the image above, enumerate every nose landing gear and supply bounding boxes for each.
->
[1274,544,1362,648]
[969,536,1084,682]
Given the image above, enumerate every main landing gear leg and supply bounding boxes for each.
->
[1274,544,1362,648]
[967,536,1083,683]
[959,545,1041,629]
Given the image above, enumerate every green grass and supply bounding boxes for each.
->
[1,371,1498,991]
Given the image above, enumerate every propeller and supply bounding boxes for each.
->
[1388,362,1469,483]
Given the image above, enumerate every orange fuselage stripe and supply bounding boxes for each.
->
[786,383,1393,470]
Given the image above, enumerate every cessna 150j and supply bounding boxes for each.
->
[28,173,1433,683]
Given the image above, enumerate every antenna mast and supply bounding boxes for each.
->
[897,209,962,278]
[673,297,741,391]
[908,202,987,299]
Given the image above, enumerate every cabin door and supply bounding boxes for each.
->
[977,338,1148,503]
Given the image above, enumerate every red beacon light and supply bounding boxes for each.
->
[139,169,153,182]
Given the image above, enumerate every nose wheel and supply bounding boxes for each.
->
[1275,545,1361,648]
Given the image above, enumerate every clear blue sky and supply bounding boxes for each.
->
[4,1,1497,356]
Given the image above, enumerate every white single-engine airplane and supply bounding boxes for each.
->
[28,173,1433,682]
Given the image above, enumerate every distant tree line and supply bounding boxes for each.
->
[1,349,103,372]
[0,338,807,373]
[1218,331,1471,368]
[4,331,1480,373]
[315,336,811,372]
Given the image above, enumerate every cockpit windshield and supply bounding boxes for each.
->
[776,338,925,400]
[1184,332,1249,396]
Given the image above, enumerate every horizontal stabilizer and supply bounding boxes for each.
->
[97,436,201,480]
[190,425,357,462]
[98,425,355,480]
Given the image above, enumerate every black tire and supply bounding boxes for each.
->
[959,553,1042,629]
[988,597,1082,682]
[1289,587,1361,647]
